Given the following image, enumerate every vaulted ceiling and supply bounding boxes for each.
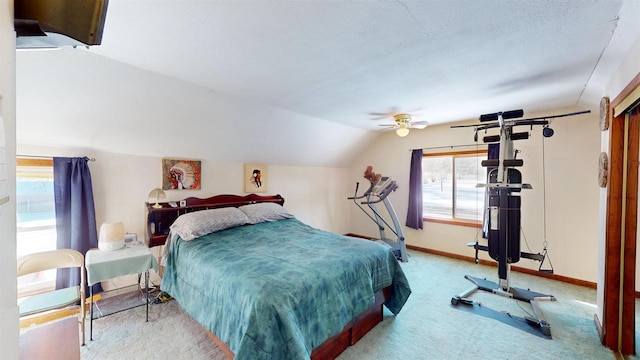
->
[15,0,640,167]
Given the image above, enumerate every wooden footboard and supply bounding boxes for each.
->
[311,286,394,359]
[204,285,394,360]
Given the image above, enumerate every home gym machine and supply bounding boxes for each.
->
[349,176,409,262]
[449,108,590,337]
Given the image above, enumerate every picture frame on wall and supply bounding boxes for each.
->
[244,164,267,193]
[162,159,202,190]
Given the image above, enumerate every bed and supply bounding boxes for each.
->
[149,194,411,360]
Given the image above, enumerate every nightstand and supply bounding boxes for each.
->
[85,243,159,341]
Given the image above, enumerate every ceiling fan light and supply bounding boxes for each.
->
[396,127,410,137]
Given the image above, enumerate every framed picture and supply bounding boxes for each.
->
[244,164,267,193]
[162,159,201,190]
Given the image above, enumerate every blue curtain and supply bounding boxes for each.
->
[53,157,102,293]
[482,144,500,238]
[406,149,424,230]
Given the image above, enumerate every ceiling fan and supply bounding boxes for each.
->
[375,112,429,137]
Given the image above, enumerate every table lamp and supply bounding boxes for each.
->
[98,222,125,251]
[148,188,166,209]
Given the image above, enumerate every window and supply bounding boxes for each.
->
[16,158,57,296]
[422,150,487,226]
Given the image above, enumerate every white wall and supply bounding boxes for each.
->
[15,49,375,168]
[0,0,17,358]
[17,144,350,288]
[348,106,601,283]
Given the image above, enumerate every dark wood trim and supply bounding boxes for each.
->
[312,287,392,358]
[603,107,625,349]
[601,72,640,354]
[595,314,604,344]
[424,217,482,228]
[16,158,53,167]
[406,244,597,289]
[622,108,638,354]
[422,149,487,157]
[347,236,630,293]
[611,72,640,109]
[205,330,234,359]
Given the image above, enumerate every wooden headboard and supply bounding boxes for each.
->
[145,194,285,247]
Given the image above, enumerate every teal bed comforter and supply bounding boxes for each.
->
[161,218,411,360]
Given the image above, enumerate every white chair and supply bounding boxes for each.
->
[17,249,86,346]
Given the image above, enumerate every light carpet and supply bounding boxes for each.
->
[80,250,638,359]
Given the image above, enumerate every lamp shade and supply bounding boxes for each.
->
[396,127,410,137]
[148,188,166,209]
[98,222,125,251]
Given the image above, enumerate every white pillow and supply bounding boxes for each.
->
[238,202,294,224]
[169,207,249,241]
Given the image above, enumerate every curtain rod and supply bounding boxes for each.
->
[412,143,487,151]
[17,155,96,162]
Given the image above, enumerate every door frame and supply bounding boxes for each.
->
[600,71,639,354]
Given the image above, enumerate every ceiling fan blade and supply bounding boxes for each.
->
[410,121,429,129]
[378,123,397,128]
[369,107,400,120]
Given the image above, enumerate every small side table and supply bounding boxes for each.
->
[85,243,159,341]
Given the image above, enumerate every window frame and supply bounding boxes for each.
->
[422,149,487,228]
[16,157,57,297]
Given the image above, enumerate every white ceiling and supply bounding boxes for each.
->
[15,0,640,167]
[91,0,638,128]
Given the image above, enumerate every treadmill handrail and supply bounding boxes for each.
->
[348,182,373,201]
[361,196,383,205]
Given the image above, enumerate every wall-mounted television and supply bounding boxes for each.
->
[14,0,109,49]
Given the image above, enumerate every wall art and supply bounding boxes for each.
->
[162,159,201,190]
[244,163,267,193]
